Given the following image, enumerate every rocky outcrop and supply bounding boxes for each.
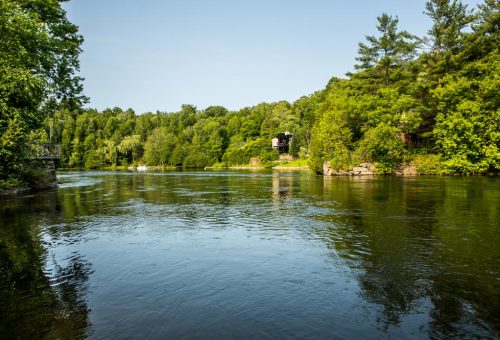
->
[23,159,58,189]
[323,161,419,176]
[1,160,57,196]
[350,163,376,175]
[395,163,418,176]
[323,161,375,176]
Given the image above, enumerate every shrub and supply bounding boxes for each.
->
[357,123,406,173]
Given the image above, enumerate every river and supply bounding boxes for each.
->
[0,170,499,339]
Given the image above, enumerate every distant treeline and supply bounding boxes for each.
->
[1,0,499,187]
[43,102,305,168]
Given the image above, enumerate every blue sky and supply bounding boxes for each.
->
[64,0,483,114]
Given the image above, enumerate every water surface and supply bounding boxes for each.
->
[1,171,499,339]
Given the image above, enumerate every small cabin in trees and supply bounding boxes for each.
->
[271,131,293,154]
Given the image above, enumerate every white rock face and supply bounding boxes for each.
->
[323,161,375,176]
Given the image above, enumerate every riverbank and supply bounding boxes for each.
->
[7,157,494,198]
[205,158,311,171]
[205,165,310,171]
[0,160,58,196]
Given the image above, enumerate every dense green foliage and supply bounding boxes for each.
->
[44,102,305,169]
[1,0,499,181]
[308,0,499,174]
[0,0,85,188]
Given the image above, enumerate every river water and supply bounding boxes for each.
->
[0,170,499,339]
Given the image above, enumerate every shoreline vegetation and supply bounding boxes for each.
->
[1,1,499,195]
[49,157,500,176]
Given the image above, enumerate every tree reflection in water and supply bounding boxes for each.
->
[316,176,500,337]
[0,190,92,339]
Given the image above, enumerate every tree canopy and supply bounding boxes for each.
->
[0,0,86,184]
[1,0,499,184]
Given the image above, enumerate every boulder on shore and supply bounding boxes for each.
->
[323,161,419,176]
[323,161,375,176]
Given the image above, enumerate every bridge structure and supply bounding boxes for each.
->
[24,143,61,161]
[23,144,61,188]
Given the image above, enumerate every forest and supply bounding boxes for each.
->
[1,0,499,191]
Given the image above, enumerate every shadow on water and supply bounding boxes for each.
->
[0,190,92,339]
[314,176,500,338]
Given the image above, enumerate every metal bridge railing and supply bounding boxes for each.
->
[24,143,61,160]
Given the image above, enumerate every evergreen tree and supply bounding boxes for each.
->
[355,13,419,85]
[424,0,474,54]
